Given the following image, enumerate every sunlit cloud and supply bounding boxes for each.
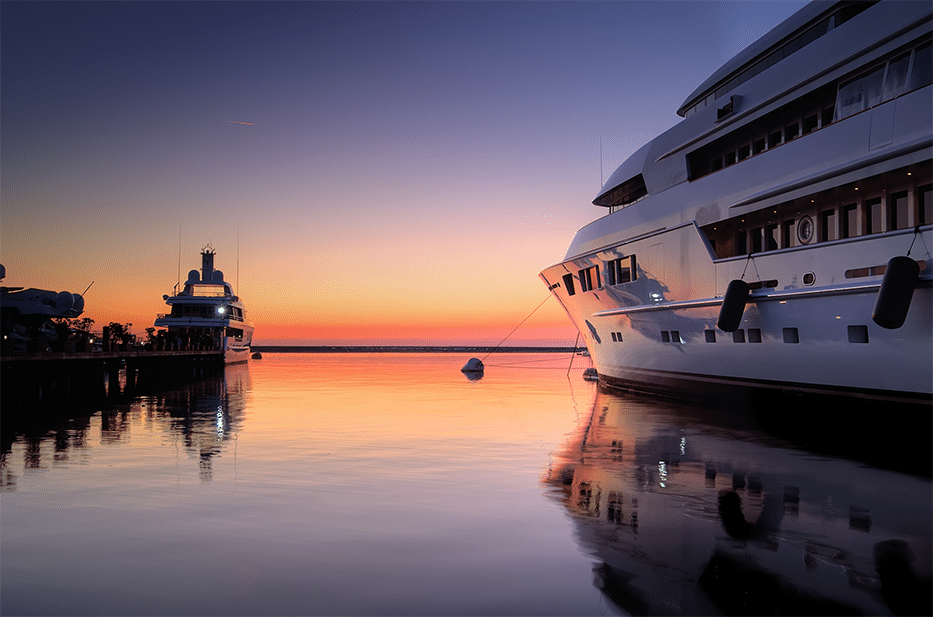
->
[227,120,255,126]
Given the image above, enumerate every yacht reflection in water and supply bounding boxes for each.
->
[154,363,249,482]
[545,386,931,616]
[0,365,249,488]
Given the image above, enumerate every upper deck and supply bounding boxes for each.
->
[175,282,236,299]
[565,0,931,261]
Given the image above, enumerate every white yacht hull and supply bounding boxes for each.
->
[543,227,932,403]
[224,343,252,365]
[542,1,932,405]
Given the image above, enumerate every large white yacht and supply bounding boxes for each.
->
[155,246,254,364]
[541,1,931,405]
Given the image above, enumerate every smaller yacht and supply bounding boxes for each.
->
[155,245,254,364]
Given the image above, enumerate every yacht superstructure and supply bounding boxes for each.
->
[155,246,254,364]
[540,1,931,404]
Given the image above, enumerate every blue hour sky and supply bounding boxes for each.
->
[1,1,807,345]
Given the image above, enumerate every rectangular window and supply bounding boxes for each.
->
[882,52,911,101]
[802,113,819,134]
[753,137,766,155]
[661,331,670,343]
[670,330,681,344]
[751,227,763,253]
[607,256,635,285]
[847,325,869,344]
[889,191,909,230]
[738,144,751,161]
[705,330,716,343]
[841,203,858,238]
[579,268,591,292]
[562,273,576,296]
[733,329,746,343]
[785,122,799,141]
[821,105,835,127]
[866,197,884,234]
[821,209,837,242]
[835,65,884,120]
[765,224,779,251]
[735,231,747,256]
[578,266,601,292]
[748,328,762,343]
[724,151,737,166]
[783,327,800,344]
[782,219,795,248]
[768,129,782,149]
[909,41,932,91]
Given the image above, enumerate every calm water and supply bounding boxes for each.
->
[1,353,930,616]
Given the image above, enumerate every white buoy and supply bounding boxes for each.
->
[461,357,484,374]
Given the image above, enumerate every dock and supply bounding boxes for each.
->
[1,349,224,412]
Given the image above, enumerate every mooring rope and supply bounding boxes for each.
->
[480,293,552,363]
[566,331,580,376]
[740,253,762,282]
[906,225,923,257]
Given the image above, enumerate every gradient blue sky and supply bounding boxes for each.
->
[1,1,807,345]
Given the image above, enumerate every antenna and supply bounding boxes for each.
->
[599,135,604,189]
[176,222,182,293]
[237,225,240,292]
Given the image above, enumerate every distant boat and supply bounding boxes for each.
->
[0,264,86,319]
[540,1,932,404]
[155,245,254,364]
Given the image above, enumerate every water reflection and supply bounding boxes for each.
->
[545,385,932,616]
[1,364,249,489]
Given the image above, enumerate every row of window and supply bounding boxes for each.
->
[688,39,932,180]
[836,41,933,121]
[656,325,870,345]
[564,256,638,296]
[704,171,931,259]
[682,3,876,118]
[169,304,245,321]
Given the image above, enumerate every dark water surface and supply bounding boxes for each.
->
[2,353,930,616]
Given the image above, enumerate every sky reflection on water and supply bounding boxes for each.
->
[1,353,930,616]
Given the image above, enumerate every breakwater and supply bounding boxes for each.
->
[251,345,580,353]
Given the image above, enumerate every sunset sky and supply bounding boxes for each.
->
[1,1,807,345]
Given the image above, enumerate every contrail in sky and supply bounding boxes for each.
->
[228,120,255,125]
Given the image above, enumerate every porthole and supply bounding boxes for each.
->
[802,272,815,286]
[797,215,814,245]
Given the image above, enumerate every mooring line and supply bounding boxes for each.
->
[480,293,552,363]
[566,331,580,376]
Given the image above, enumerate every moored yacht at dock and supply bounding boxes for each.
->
[155,245,254,364]
[541,1,932,404]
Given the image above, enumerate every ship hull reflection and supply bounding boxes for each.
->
[544,386,932,616]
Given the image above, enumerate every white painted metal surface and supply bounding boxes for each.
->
[542,1,932,402]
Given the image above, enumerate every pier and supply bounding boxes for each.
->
[1,349,224,412]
